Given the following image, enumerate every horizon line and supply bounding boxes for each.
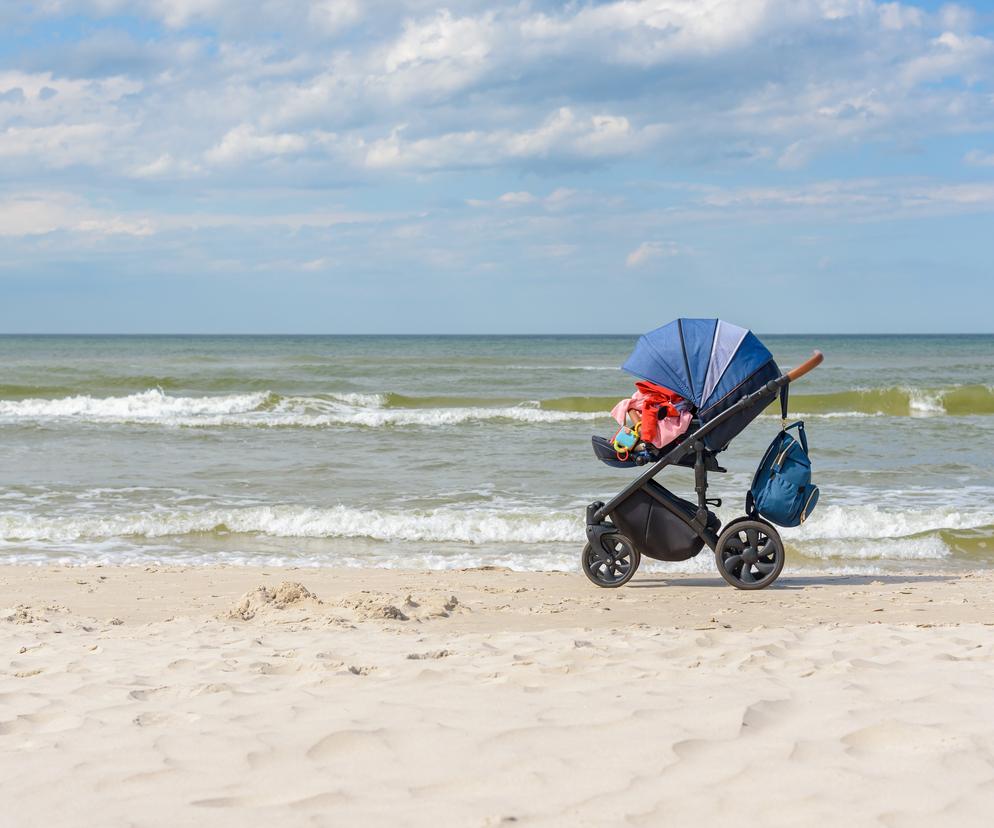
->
[1,332,993,338]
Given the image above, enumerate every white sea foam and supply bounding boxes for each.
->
[0,389,601,428]
[908,388,946,417]
[3,500,992,570]
[508,365,617,371]
[0,543,727,573]
[758,411,881,420]
[792,535,952,561]
[0,539,970,576]
[0,389,271,419]
[297,405,601,428]
[793,504,994,541]
[0,504,583,544]
[328,392,387,407]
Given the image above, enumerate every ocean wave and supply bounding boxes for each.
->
[785,385,994,417]
[790,535,952,561]
[0,389,602,428]
[794,504,994,541]
[0,504,582,545]
[0,541,725,573]
[4,384,992,428]
[0,389,275,419]
[3,501,993,565]
[507,365,618,371]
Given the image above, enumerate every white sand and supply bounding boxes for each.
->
[4,566,994,827]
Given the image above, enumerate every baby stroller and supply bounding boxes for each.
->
[583,319,822,590]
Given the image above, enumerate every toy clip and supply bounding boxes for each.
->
[613,421,641,459]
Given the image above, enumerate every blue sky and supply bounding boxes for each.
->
[1,1,993,333]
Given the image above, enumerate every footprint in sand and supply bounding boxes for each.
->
[305,728,393,762]
[842,720,967,756]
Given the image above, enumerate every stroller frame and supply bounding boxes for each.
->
[584,350,823,590]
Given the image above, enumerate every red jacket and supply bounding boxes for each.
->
[633,382,685,444]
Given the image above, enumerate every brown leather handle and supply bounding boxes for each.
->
[786,350,823,382]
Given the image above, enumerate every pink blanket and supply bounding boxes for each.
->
[611,392,692,449]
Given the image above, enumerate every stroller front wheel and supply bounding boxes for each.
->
[715,519,784,590]
[581,534,640,588]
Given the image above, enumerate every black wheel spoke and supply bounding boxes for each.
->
[723,554,744,574]
[746,528,759,550]
[739,565,756,583]
[755,560,775,575]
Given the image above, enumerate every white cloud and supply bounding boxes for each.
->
[625,241,680,268]
[466,187,603,212]
[965,149,994,167]
[497,191,536,205]
[520,0,775,64]
[681,178,994,221]
[384,9,494,73]
[0,192,154,237]
[130,153,202,179]
[308,0,361,35]
[916,182,994,205]
[154,208,406,232]
[7,0,994,185]
[365,108,666,171]
[205,124,311,165]
[878,2,923,31]
[900,31,994,86]
[0,123,117,167]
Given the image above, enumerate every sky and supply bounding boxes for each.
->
[1,1,993,334]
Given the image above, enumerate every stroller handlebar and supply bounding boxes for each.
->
[785,350,823,382]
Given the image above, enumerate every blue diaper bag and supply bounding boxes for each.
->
[748,389,819,527]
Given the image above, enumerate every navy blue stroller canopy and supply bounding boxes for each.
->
[622,319,780,450]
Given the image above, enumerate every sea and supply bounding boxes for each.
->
[1,334,993,576]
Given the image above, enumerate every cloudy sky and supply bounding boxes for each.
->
[2,1,993,333]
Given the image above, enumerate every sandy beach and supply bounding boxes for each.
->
[4,565,994,827]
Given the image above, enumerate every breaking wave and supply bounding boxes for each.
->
[0,504,581,545]
[0,389,602,428]
[1,499,992,571]
[782,385,994,417]
[795,504,994,541]
[2,385,993,429]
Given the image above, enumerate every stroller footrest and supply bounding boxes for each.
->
[591,435,726,472]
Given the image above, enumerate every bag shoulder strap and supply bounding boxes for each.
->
[779,384,789,426]
[782,420,809,454]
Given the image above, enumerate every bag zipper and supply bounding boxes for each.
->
[799,488,818,524]
[774,436,795,469]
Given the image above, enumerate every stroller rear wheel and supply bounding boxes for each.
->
[715,519,784,590]
[581,533,640,588]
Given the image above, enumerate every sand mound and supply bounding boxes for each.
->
[1,605,42,624]
[337,592,462,622]
[225,583,462,625]
[227,582,322,621]
[1,604,66,624]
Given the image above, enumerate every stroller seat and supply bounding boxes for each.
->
[591,433,726,472]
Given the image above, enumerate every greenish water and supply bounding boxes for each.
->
[1,334,993,574]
